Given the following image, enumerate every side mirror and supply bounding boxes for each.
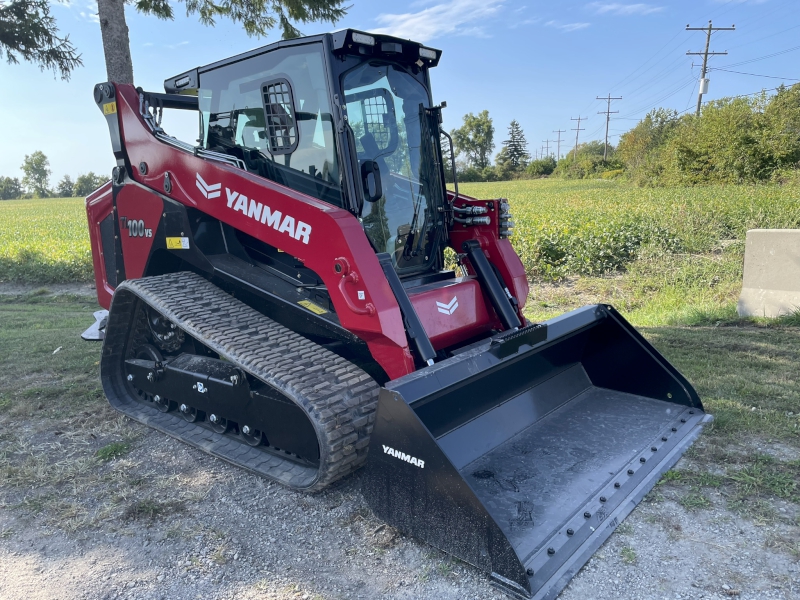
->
[360,160,383,203]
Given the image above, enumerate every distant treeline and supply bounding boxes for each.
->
[0,151,108,200]
[449,83,800,186]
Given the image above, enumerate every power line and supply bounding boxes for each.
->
[686,20,736,116]
[718,45,800,69]
[553,129,566,159]
[596,94,622,161]
[709,68,800,81]
[570,117,586,162]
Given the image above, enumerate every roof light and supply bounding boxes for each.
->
[352,32,376,46]
[175,76,191,88]
[419,47,437,60]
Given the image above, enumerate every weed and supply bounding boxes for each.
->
[620,546,637,564]
[95,442,131,462]
[615,522,634,535]
[659,470,682,485]
[679,491,712,510]
[122,498,185,521]
[437,559,454,576]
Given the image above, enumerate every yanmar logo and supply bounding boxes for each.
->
[195,174,221,199]
[196,172,312,244]
[436,296,458,315]
[383,445,425,468]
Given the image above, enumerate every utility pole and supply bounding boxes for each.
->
[553,129,566,159]
[596,94,622,161]
[686,20,735,116]
[542,139,552,157]
[571,117,586,162]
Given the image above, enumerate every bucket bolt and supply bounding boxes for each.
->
[547,548,556,555]
[526,568,534,576]
[662,436,668,441]
[584,511,591,519]
[681,418,687,423]
[672,427,678,432]
[209,414,218,423]
[147,372,154,382]
[230,374,239,385]
[600,496,606,503]
[153,395,161,403]
[566,528,574,536]
[651,446,658,452]
[640,457,647,463]
[127,374,134,382]
[614,482,621,488]
[627,469,634,475]
[180,404,189,413]
[242,425,252,435]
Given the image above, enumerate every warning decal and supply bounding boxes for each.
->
[298,300,327,315]
[166,237,190,250]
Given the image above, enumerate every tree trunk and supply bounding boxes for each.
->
[97,0,134,84]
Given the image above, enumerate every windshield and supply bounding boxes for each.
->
[199,44,342,207]
[343,62,442,272]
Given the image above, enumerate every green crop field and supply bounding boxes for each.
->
[2,181,799,327]
[0,197,93,284]
[459,179,800,326]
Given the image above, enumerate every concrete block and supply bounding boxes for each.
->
[738,229,800,318]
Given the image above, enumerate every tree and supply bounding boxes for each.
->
[527,156,557,177]
[501,120,529,170]
[21,151,51,197]
[73,172,109,197]
[0,0,82,79]
[56,175,75,197]
[98,0,348,84]
[0,176,22,200]
[451,110,494,170]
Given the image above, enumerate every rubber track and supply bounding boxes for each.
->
[101,272,380,492]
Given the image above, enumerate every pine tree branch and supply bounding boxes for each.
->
[0,0,83,80]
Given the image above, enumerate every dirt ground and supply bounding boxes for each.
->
[0,286,798,600]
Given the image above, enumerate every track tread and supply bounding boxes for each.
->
[101,272,380,492]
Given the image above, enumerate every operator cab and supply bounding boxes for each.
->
[165,30,447,278]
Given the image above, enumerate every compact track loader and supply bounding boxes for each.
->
[84,29,709,599]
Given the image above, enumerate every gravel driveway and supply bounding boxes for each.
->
[1,426,797,600]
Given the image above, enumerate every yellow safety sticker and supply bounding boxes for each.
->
[298,300,327,315]
[166,237,190,250]
[103,101,117,115]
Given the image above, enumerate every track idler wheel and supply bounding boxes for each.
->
[153,394,176,413]
[240,425,263,447]
[208,413,229,434]
[179,404,204,423]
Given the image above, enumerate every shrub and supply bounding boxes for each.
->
[0,176,22,200]
[527,157,557,177]
[73,172,108,197]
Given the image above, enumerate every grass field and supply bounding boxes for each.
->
[0,197,93,284]
[3,180,799,326]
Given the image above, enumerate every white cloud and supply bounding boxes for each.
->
[546,20,591,32]
[509,17,541,29]
[587,3,664,15]
[372,0,505,43]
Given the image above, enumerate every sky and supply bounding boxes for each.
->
[2,0,799,185]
